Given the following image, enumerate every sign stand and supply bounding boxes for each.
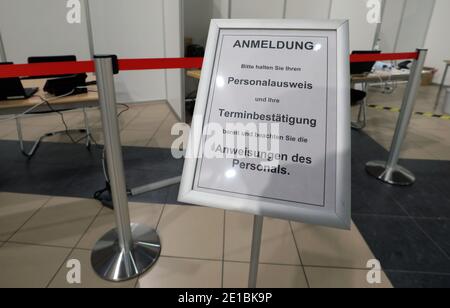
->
[179,19,351,231]
[130,177,181,196]
[366,49,428,186]
[91,56,161,282]
[248,215,264,288]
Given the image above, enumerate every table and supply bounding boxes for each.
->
[434,60,450,111]
[350,69,432,129]
[0,78,98,157]
[0,78,98,115]
[186,70,201,80]
[351,68,423,83]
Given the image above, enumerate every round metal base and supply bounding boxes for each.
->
[91,224,161,282]
[366,161,415,186]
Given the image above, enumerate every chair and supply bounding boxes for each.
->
[350,50,380,130]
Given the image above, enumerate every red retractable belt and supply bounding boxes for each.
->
[0,53,419,79]
[350,52,418,63]
[0,57,204,79]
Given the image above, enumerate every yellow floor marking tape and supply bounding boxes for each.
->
[368,104,450,120]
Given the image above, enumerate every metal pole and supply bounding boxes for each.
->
[96,56,133,252]
[0,30,7,62]
[434,63,449,112]
[82,107,91,148]
[248,215,264,288]
[83,0,95,58]
[366,49,428,186]
[91,55,161,282]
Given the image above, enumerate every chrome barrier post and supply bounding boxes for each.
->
[434,63,449,112]
[366,49,428,186]
[248,215,264,288]
[91,55,161,282]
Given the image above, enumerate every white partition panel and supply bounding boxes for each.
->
[164,0,185,120]
[184,0,213,47]
[231,0,285,19]
[285,0,332,20]
[425,0,450,85]
[0,0,91,63]
[213,0,231,19]
[395,0,435,52]
[378,0,405,53]
[330,0,378,51]
[89,0,167,103]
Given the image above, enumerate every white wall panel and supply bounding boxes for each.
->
[0,0,90,63]
[378,0,405,52]
[164,0,185,120]
[395,0,435,52]
[424,0,450,85]
[212,0,231,19]
[184,0,213,46]
[88,0,167,103]
[330,0,378,51]
[0,0,173,104]
[285,0,331,20]
[231,0,285,19]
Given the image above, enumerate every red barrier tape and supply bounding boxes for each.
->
[0,53,418,79]
[350,52,418,63]
[119,57,203,71]
[0,61,94,79]
[0,57,203,79]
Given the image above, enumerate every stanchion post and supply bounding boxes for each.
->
[248,215,264,288]
[366,49,428,186]
[434,63,449,112]
[91,55,161,282]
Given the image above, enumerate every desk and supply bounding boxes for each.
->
[0,78,98,116]
[186,70,201,80]
[435,60,450,111]
[351,69,419,84]
[350,69,431,129]
[0,78,98,157]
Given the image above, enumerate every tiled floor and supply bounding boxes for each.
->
[0,193,391,288]
[0,84,449,288]
[362,84,450,161]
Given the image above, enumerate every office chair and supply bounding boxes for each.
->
[350,51,380,130]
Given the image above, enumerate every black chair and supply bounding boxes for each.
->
[351,88,367,130]
[350,51,379,130]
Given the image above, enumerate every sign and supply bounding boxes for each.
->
[179,20,351,229]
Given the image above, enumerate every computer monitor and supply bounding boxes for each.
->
[350,50,381,75]
[0,62,38,100]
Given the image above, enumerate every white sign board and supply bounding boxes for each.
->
[179,19,351,229]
